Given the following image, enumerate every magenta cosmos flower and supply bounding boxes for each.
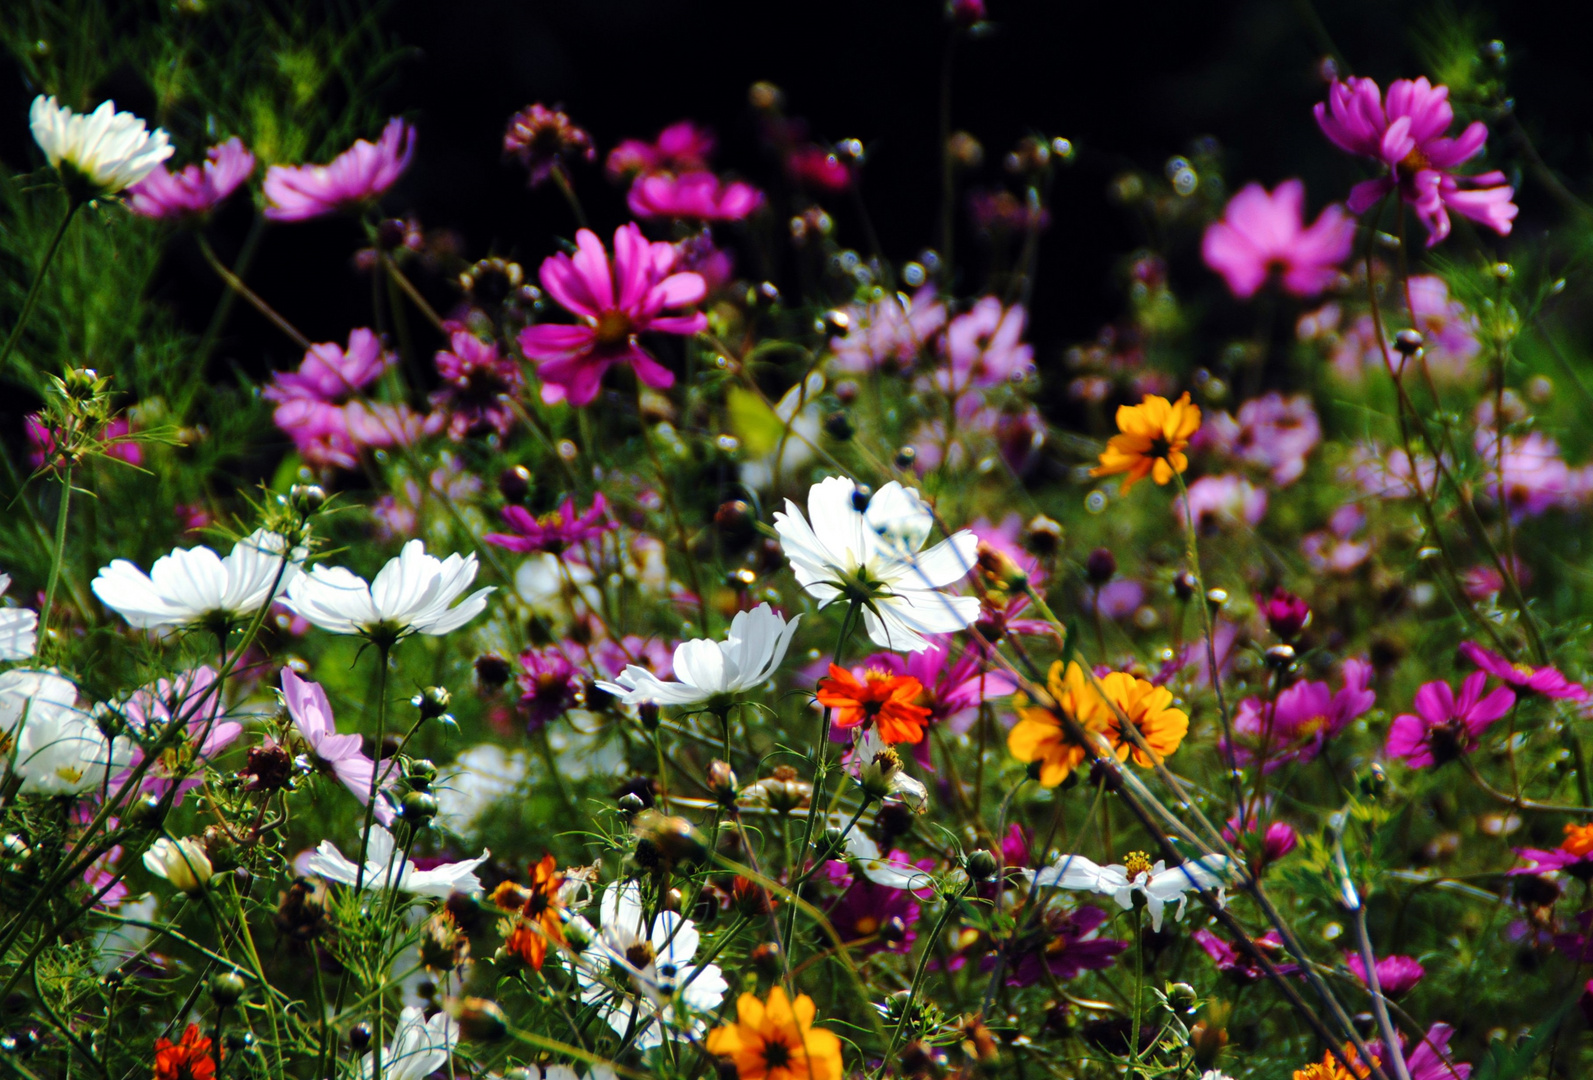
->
[1460,641,1588,701]
[1202,180,1354,299]
[1366,1023,1471,1080]
[1385,670,1515,768]
[1228,659,1374,771]
[263,118,415,222]
[1345,951,1425,997]
[485,493,614,554]
[430,331,524,440]
[1315,76,1517,246]
[263,328,392,404]
[626,171,765,222]
[606,120,716,181]
[517,224,707,407]
[126,137,255,221]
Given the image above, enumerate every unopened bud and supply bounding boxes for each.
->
[1173,570,1197,601]
[289,483,326,516]
[1085,547,1116,584]
[209,971,247,1007]
[449,997,508,1042]
[1394,330,1423,357]
[497,465,532,504]
[399,790,439,825]
[1263,644,1296,671]
[1024,514,1063,556]
[412,686,452,721]
[966,848,998,881]
[823,410,854,440]
[707,759,739,806]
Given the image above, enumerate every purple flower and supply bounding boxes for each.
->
[1193,928,1299,984]
[1346,951,1425,997]
[485,494,613,555]
[114,667,240,805]
[1459,641,1587,701]
[991,904,1127,986]
[263,329,393,404]
[1260,587,1311,641]
[934,297,1035,395]
[1089,579,1146,622]
[830,286,946,374]
[518,224,707,407]
[1201,180,1354,298]
[1315,75,1517,246]
[1386,671,1516,769]
[430,331,524,440]
[1409,275,1482,375]
[126,137,254,221]
[1367,1023,1471,1080]
[823,856,929,955]
[1196,392,1322,486]
[263,118,415,221]
[503,104,595,187]
[282,667,396,826]
[606,121,716,181]
[1476,430,1575,520]
[1229,659,1375,771]
[517,646,581,730]
[626,172,764,222]
[272,399,439,471]
[1175,473,1267,533]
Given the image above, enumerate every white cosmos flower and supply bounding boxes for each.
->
[573,881,728,1050]
[92,529,301,629]
[596,604,800,707]
[774,476,978,653]
[142,837,213,895]
[519,1066,617,1080]
[1031,852,1234,932]
[843,828,935,891]
[360,1005,457,1080]
[283,540,493,643]
[851,728,929,813]
[29,96,172,195]
[433,743,531,837]
[0,575,37,660]
[0,670,132,796]
[305,826,488,898]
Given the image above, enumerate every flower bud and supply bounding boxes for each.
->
[475,653,512,690]
[1165,981,1198,1013]
[1085,547,1116,584]
[399,790,439,825]
[1393,329,1423,357]
[823,410,854,441]
[412,686,452,721]
[209,971,247,1007]
[977,541,1028,592]
[1204,587,1228,610]
[850,483,873,513]
[894,446,917,470]
[127,793,166,829]
[707,759,738,806]
[143,837,213,895]
[1260,587,1311,641]
[1358,763,1388,800]
[289,483,326,516]
[449,997,509,1042]
[497,465,532,504]
[1263,644,1296,671]
[1190,1019,1229,1068]
[348,1024,371,1051]
[1024,514,1063,557]
[751,941,783,978]
[406,758,438,791]
[1173,570,1197,601]
[965,848,998,881]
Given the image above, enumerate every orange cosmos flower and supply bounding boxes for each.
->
[1563,822,1593,857]
[491,853,565,970]
[815,664,932,745]
[1096,670,1189,766]
[1292,1047,1374,1080]
[1006,660,1112,786]
[1090,391,1201,493]
[154,1024,220,1080]
[706,985,844,1080]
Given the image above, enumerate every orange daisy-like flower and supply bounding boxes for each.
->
[706,985,844,1080]
[1097,670,1189,766]
[1090,391,1201,493]
[815,664,932,745]
[491,853,566,970]
[154,1023,220,1080]
[1292,1047,1374,1080]
[1006,661,1112,786]
[1563,823,1593,857]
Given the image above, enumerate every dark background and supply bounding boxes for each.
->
[8,0,1593,379]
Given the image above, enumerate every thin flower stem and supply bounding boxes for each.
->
[0,198,78,374]
[196,233,311,351]
[550,163,589,229]
[380,250,446,334]
[38,464,72,656]
[879,879,973,1074]
[1459,755,1593,814]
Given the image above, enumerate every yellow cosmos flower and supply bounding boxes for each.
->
[706,986,843,1080]
[1006,660,1112,786]
[1097,670,1189,766]
[1091,391,1201,492]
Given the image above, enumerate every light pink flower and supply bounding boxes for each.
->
[282,667,396,825]
[272,399,438,471]
[831,286,946,374]
[263,328,392,404]
[1408,275,1481,375]
[626,171,764,221]
[1176,474,1267,532]
[1197,392,1321,486]
[935,297,1035,394]
[263,118,415,222]
[126,137,255,220]
[1315,76,1517,246]
[115,667,240,805]
[1201,180,1354,298]
[517,224,707,407]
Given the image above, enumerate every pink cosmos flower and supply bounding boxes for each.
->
[1315,76,1517,246]
[1176,473,1267,533]
[517,224,707,407]
[503,104,595,187]
[430,331,524,440]
[1196,392,1322,486]
[84,844,128,908]
[25,413,142,470]
[263,118,415,222]
[1228,659,1375,771]
[968,189,1051,234]
[1301,502,1372,575]
[282,667,396,826]
[263,329,392,404]
[626,172,765,222]
[1408,275,1482,375]
[831,286,946,373]
[786,144,852,191]
[1202,180,1354,298]
[114,667,241,805]
[934,297,1035,395]
[1366,1023,1471,1080]
[1459,641,1588,701]
[606,121,716,181]
[485,493,614,554]
[823,856,930,956]
[1475,430,1573,519]
[517,646,581,730]
[1223,816,1299,869]
[1193,928,1300,984]
[1385,671,1515,769]
[126,137,255,221]
[1346,952,1426,997]
[273,398,438,471]
[989,904,1127,986]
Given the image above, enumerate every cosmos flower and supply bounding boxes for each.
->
[29,95,172,196]
[1032,850,1234,932]
[627,171,765,221]
[1193,927,1300,984]
[126,137,254,221]
[111,666,241,804]
[1195,392,1322,487]
[282,540,493,644]
[429,331,524,440]
[991,904,1128,986]
[1345,951,1425,997]
[607,120,716,180]
[143,837,213,895]
[281,668,396,826]
[491,855,567,971]
[1260,587,1312,640]
[1315,75,1516,245]
[1095,670,1190,766]
[823,848,930,955]
[1092,392,1202,493]
[1362,1023,1471,1080]
[774,476,979,653]
[599,604,800,708]
[515,647,581,730]
[1385,671,1515,769]
[263,117,415,221]
[841,829,936,891]
[816,664,932,745]
[306,826,488,898]
[24,412,143,471]
[262,329,393,404]
[0,574,37,660]
[934,296,1035,395]
[1006,660,1112,787]
[503,103,595,187]
[1228,659,1375,771]
[829,287,946,374]
[92,530,300,630]
[359,1006,457,1080]
[1459,641,1588,701]
[485,493,613,554]
[1202,180,1354,298]
[706,986,844,1080]
[154,1024,219,1080]
[518,224,707,407]
[1176,473,1268,533]
[1510,822,1593,879]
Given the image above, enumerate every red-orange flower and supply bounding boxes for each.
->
[815,664,932,745]
[154,1024,219,1080]
[491,853,566,970]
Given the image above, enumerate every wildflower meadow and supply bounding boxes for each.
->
[2,2,1593,1078]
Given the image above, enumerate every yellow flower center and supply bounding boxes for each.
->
[1123,851,1153,879]
[593,310,632,347]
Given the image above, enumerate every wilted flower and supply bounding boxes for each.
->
[282,540,493,644]
[263,117,415,221]
[1202,180,1354,298]
[92,530,300,630]
[126,137,254,220]
[143,837,213,895]
[598,604,800,707]
[29,95,172,196]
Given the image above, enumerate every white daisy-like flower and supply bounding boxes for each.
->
[29,96,172,196]
[843,827,935,891]
[517,1066,618,1080]
[360,1005,457,1080]
[0,574,37,660]
[0,670,132,796]
[141,837,213,895]
[1030,851,1234,932]
[573,881,728,1050]
[850,728,929,813]
[305,826,488,898]
[596,603,800,707]
[773,476,978,653]
[283,539,493,644]
[91,529,301,630]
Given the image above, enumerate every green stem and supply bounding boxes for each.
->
[197,233,310,351]
[0,199,78,374]
[38,464,72,654]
